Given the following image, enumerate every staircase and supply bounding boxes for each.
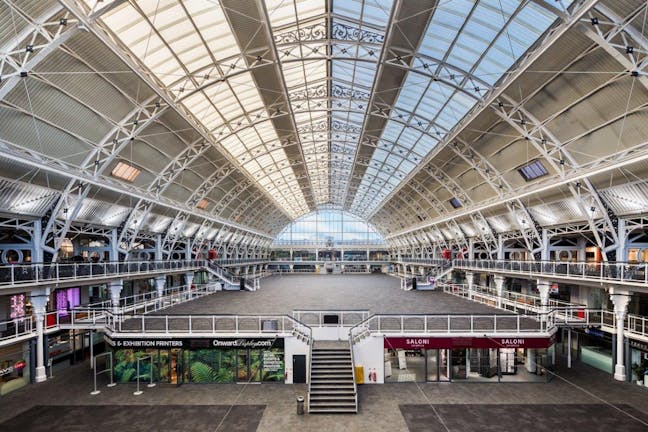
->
[308,341,358,414]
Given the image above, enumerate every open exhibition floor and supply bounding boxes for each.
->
[0,357,647,431]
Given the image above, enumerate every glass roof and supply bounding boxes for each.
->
[92,0,567,224]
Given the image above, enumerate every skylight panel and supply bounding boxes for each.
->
[111,161,141,182]
[196,199,209,210]
[449,197,462,209]
[518,160,549,181]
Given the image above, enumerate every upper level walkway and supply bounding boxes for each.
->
[0,260,204,291]
[3,256,647,292]
[393,258,648,289]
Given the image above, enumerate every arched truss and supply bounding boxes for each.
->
[382,1,648,260]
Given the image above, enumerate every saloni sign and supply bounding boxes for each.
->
[385,335,556,350]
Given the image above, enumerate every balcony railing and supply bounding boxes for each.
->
[292,310,370,327]
[350,312,552,342]
[440,282,648,340]
[453,259,648,284]
[108,313,312,339]
[0,260,205,287]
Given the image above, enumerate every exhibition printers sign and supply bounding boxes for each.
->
[104,335,284,349]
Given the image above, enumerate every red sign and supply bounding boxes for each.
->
[385,335,555,350]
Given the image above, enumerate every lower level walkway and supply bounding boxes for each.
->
[1,356,647,431]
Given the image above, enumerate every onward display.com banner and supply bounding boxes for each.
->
[104,335,284,349]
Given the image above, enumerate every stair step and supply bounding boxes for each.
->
[311,380,355,385]
[309,408,357,414]
[312,358,351,362]
[310,401,355,408]
[310,395,356,401]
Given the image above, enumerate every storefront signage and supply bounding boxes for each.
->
[385,335,555,350]
[105,335,284,350]
[0,360,25,377]
[212,338,281,349]
[630,340,648,353]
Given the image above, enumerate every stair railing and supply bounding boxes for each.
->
[348,331,358,412]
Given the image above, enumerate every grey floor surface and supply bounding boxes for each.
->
[1,358,648,432]
[2,275,648,431]
[149,274,513,315]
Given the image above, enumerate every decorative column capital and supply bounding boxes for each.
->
[609,288,632,321]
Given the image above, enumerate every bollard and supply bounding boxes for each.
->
[296,395,305,415]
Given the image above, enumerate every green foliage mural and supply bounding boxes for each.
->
[189,349,235,383]
[111,347,284,384]
[114,349,157,383]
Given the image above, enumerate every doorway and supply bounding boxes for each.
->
[293,355,306,383]
[425,349,451,382]
[170,348,185,385]
[237,349,262,383]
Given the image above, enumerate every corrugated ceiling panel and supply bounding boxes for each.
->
[0,177,58,216]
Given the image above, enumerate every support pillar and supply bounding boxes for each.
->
[610,288,632,381]
[185,272,194,292]
[536,279,551,326]
[493,275,506,308]
[108,280,123,314]
[466,271,475,300]
[155,275,166,298]
[30,289,49,383]
[496,236,504,261]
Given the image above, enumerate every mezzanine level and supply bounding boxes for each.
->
[0,260,204,292]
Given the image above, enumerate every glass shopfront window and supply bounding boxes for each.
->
[111,345,285,385]
[384,340,555,383]
[0,344,29,396]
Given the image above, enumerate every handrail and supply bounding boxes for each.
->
[349,312,554,343]
[440,282,648,340]
[292,310,370,327]
[107,312,311,336]
[0,259,205,287]
[348,328,358,412]
[453,259,648,285]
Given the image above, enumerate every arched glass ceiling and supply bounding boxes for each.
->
[89,0,570,222]
[273,207,384,245]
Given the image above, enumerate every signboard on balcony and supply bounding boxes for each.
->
[104,335,284,349]
[385,334,556,350]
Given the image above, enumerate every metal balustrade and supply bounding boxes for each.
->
[292,310,370,327]
[349,312,553,343]
[205,261,260,290]
[108,313,312,338]
[0,284,217,346]
[0,316,34,343]
[454,259,648,285]
[440,282,648,341]
[0,260,205,288]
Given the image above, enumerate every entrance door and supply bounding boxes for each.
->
[293,355,306,383]
[236,350,263,382]
[426,349,438,381]
[170,348,184,385]
[237,350,250,382]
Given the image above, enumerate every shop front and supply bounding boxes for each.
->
[0,343,29,396]
[384,335,556,383]
[105,337,285,384]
